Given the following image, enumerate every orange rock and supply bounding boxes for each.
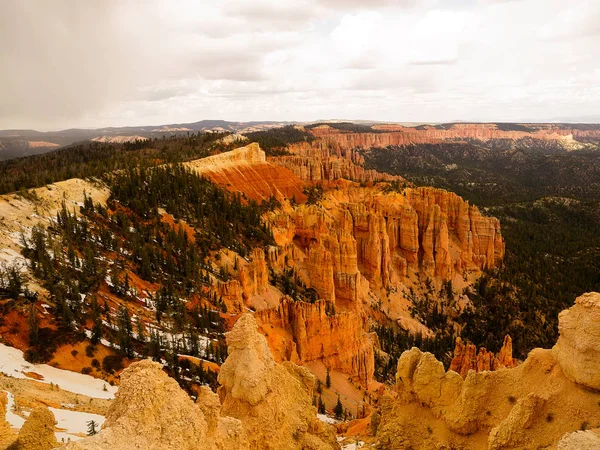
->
[449,336,515,378]
[257,298,375,387]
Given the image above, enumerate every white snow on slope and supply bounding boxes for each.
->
[50,407,106,442]
[3,390,26,429]
[0,343,116,399]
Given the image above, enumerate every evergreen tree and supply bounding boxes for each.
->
[28,303,39,346]
[87,420,98,436]
[90,296,102,345]
[334,396,344,419]
[325,369,331,389]
[117,306,133,358]
[318,396,326,414]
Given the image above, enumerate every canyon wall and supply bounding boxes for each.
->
[257,298,375,386]
[266,184,503,307]
[306,123,600,150]
[186,142,307,201]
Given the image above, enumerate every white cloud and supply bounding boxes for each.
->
[0,0,599,129]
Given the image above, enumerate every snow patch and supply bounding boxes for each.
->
[50,407,105,442]
[3,390,26,429]
[0,343,116,399]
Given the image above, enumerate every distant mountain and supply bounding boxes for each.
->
[0,120,294,161]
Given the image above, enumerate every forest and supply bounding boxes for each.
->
[0,132,233,194]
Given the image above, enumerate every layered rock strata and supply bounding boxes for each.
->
[256,298,375,386]
[266,184,504,307]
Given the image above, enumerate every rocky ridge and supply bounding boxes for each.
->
[308,123,600,150]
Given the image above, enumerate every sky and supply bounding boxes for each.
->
[1,0,600,130]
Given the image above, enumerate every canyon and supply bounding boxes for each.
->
[1,127,597,449]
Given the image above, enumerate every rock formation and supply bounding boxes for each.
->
[257,298,375,386]
[552,291,600,390]
[185,143,307,202]
[449,335,515,377]
[58,360,248,450]
[266,184,503,307]
[218,313,339,450]
[558,429,600,450]
[305,123,600,149]
[10,406,57,450]
[375,293,600,449]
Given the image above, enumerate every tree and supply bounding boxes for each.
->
[318,396,326,414]
[334,396,344,420]
[135,316,146,343]
[28,303,39,346]
[87,420,98,436]
[90,296,103,345]
[117,306,133,358]
[325,369,331,389]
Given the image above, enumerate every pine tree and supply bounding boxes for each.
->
[87,420,98,436]
[117,306,133,358]
[90,296,102,345]
[135,316,146,343]
[28,303,39,346]
[325,368,331,389]
[334,395,344,419]
[318,396,326,414]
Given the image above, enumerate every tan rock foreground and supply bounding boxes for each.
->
[376,292,600,449]
[55,314,338,450]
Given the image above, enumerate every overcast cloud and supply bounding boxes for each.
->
[1,0,599,130]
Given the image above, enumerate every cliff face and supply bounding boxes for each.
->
[257,298,375,386]
[185,143,307,201]
[449,335,515,378]
[266,184,503,307]
[218,314,339,450]
[376,292,600,449]
[307,123,600,149]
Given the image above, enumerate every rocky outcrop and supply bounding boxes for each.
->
[375,294,600,449]
[185,143,306,202]
[558,429,600,449]
[239,248,270,301]
[59,360,248,450]
[10,406,57,450]
[449,335,515,378]
[257,298,375,386]
[218,313,339,450]
[552,292,600,390]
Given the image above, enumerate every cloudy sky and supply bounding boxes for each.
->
[1,0,599,130]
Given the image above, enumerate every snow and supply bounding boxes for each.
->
[50,407,105,441]
[317,413,338,425]
[0,343,117,399]
[3,390,26,429]
[337,438,365,450]
[0,247,27,270]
